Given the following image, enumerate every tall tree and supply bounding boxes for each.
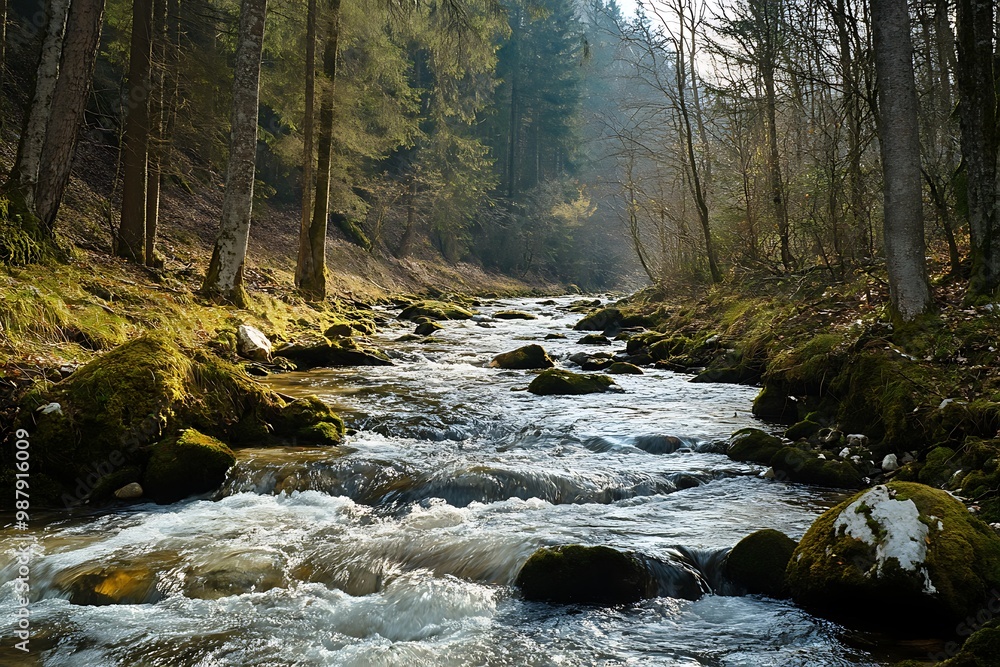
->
[297,0,342,300]
[295,0,318,288]
[871,0,931,321]
[32,0,107,229]
[116,0,155,262]
[955,0,998,297]
[202,0,269,305]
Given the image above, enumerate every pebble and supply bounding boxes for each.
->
[114,483,143,500]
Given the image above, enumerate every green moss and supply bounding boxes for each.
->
[786,482,1000,633]
[415,321,443,336]
[785,420,821,441]
[515,544,652,605]
[489,344,554,370]
[273,395,345,446]
[725,529,797,597]
[397,300,475,321]
[727,428,783,465]
[527,369,616,396]
[142,429,236,503]
[751,385,798,423]
[765,333,848,396]
[573,307,622,331]
[919,447,959,488]
[770,446,866,489]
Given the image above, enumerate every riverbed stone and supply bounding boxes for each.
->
[114,482,144,500]
[237,325,272,362]
[490,344,554,370]
[574,308,622,331]
[752,385,798,423]
[494,310,537,320]
[727,428,783,465]
[786,482,1000,633]
[606,362,643,375]
[274,337,392,369]
[515,545,652,605]
[784,419,821,441]
[415,321,443,336]
[62,566,162,606]
[398,300,475,321]
[769,446,865,489]
[578,334,612,345]
[273,395,345,446]
[527,369,616,396]
[142,429,236,503]
[724,529,797,598]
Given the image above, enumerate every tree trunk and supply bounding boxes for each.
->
[33,0,106,230]
[116,0,154,262]
[956,0,999,297]
[9,0,71,212]
[298,0,341,301]
[764,60,793,272]
[201,0,268,306]
[294,0,317,289]
[145,0,167,266]
[872,0,932,321]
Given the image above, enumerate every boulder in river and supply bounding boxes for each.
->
[515,545,653,605]
[60,565,162,606]
[770,446,865,489]
[273,395,345,446]
[398,300,475,321]
[237,325,272,362]
[723,529,796,598]
[142,429,236,503]
[578,334,611,346]
[574,307,622,331]
[751,385,798,423]
[274,337,392,370]
[493,310,537,320]
[784,419,822,441]
[490,344,554,370]
[415,321,443,336]
[786,482,1000,633]
[606,362,643,375]
[528,369,617,395]
[727,428,784,465]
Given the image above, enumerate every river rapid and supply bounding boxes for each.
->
[1,295,900,666]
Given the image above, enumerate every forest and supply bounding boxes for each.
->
[1,0,1000,664]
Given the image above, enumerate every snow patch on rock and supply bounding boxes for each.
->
[834,485,937,594]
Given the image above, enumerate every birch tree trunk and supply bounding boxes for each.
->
[871,0,932,322]
[294,0,317,290]
[956,0,999,297]
[116,0,154,262]
[202,0,268,306]
[9,0,70,212]
[34,0,106,230]
[298,0,341,301]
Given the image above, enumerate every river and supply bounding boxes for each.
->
[1,295,896,666]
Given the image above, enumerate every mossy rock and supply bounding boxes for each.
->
[727,428,783,465]
[527,369,617,396]
[142,429,236,503]
[785,420,821,441]
[88,466,142,503]
[515,544,653,605]
[919,446,959,488]
[770,446,865,489]
[921,623,1000,667]
[606,362,643,375]
[274,338,392,370]
[272,395,345,446]
[752,385,798,424]
[494,310,537,320]
[724,529,797,598]
[397,300,475,321]
[574,308,622,332]
[323,322,355,338]
[648,336,692,361]
[415,321,443,336]
[578,334,611,345]
[10,334,282,506]
[490,344,554,370]
[786,482,1000,633]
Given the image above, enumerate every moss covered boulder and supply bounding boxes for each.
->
[415,321,443,336]
[490,345,554,370]
[515,545,653,605]
[574,308,622,332]
[727,428,783,465]
[494,310,537,320]
[786,482,1000,633]
[272,396,345,446]
[770,446,866,489]
[527,369,617,396]
[398,300,475,321]
[752,385,798,424]
[142,429,235,503]
[784,419,821,441]
[724,529,797,597]
[903,623,1000,667]
[274,337,392,370]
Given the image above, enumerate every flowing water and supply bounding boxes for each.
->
[1,296,901,666]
